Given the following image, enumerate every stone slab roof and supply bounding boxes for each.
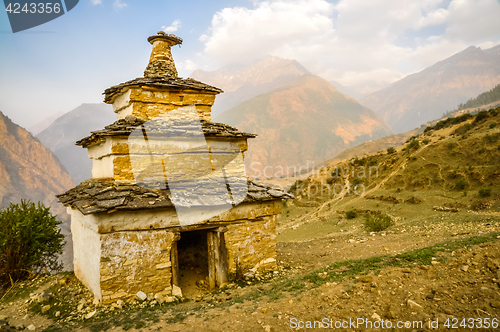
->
[76,116,257,148]
[104,77,223,103]
[56,178,293,215]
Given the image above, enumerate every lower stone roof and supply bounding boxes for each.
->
[56,178,293,215]
[76,116,257,148]
[103,77,223,103]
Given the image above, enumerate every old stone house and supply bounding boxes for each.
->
[57,32,290,303]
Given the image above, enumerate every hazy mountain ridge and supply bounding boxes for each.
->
[36,103,116,183]
[28,111,65,136]
[361,44,500,133]
[0,110,74,214]
[216,74,393,177]
[191,56,310,117]
[329,80,390,100]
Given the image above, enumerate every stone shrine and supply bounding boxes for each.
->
[57,32,290,303]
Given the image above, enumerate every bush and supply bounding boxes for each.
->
[363,214,394,232]
[478,188,492,197]
[455,178,467,190]
[0,200,64,288]
[490,123,497,129]
[408,140,419,150]
[345,210,357,219]
[453,123,472,136]
[474,111,489,123]
[387,147,396,154]
[422,138,430,145]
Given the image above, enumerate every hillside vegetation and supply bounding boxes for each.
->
[1,110,499,332]
[294,107,500,201]
[455,84,500,112]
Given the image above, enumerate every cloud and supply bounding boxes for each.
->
[113,0,127,10]
[184,59,196,71]
[91,0,102,5]
[199,0,500,86]
[162,20,182,33]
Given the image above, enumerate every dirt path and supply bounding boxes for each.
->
[90,237,500,331]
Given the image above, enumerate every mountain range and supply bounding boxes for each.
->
[36,103,116,183]
[0,110,74,211]
[30,44,500,182]
[0,110,76,268]
[216,74,393,177]
[191,55,310,117]
[361,44,500,133]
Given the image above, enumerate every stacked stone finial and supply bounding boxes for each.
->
[144,31,183,79]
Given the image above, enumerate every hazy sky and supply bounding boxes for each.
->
[1,0,500,129]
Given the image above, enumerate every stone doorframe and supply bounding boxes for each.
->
[170,226,229,291]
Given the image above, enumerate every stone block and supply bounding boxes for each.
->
[135,291,147,302]
[172,285,183,298]
[155,262,172,270]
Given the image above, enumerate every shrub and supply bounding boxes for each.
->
[453,123,472,136]
[478,188,492,197]
[447,142,456,150]
[474,111,489,123]
[345,210,357,219]
[455,178,467,190]
[408,140,419,150]
[363,214,394,232]
[422,138,430,145]
[387,147,396,154]
[490,123,497,129]
[0,200,64,289]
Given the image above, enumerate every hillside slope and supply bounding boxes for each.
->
[319,128,421,168]
[36,103,116,183]
[0,111,75,212]
[191,56,310,117]
[361,44,500,133]
[216,74,393,177]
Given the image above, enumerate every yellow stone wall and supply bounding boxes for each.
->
[90,137,249,182]
[224,214,278,274]
[111,86,217,121]
[99,230,177,304]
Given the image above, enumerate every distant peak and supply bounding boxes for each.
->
[261,55,286,62]
[483,43,500,56]
[459,45,481,54]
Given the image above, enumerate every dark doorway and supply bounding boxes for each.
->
[177,229,209,298]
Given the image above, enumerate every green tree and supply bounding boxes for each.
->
[0,200,65,288]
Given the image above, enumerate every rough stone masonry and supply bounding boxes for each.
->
[57,32,291,304]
